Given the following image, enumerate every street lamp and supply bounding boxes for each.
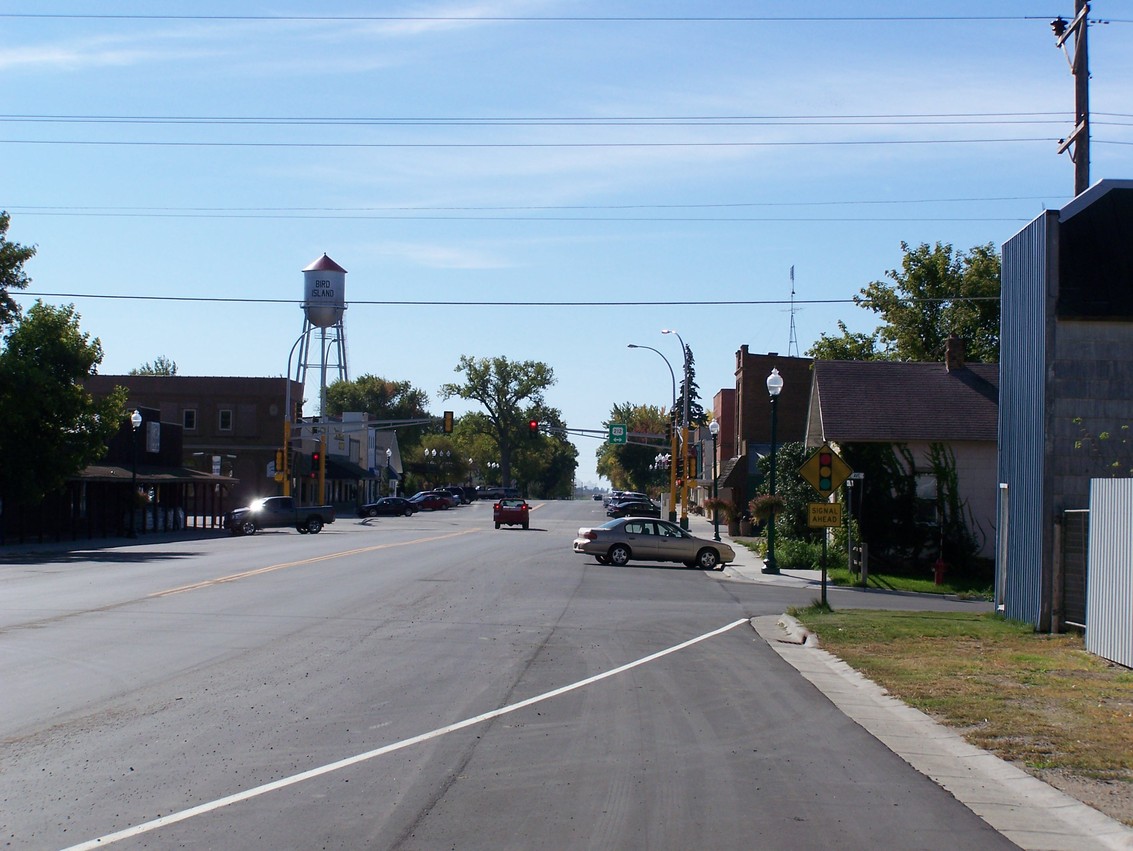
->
[661,329,691,529]
[764,368,784,574]
[128,409,142,538]
[385,447,393,496]
[627,343,678,522]
[709,419,720,541]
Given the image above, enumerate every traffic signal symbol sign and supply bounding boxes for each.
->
[799,443,852,497]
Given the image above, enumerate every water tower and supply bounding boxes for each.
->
[294,253,349,417]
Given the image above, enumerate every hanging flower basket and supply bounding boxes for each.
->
[749,494,786,522]
[702,497,735,522]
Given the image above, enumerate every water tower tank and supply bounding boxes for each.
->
[302,254,347,328]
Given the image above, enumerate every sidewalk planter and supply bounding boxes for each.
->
[703,497,740,536]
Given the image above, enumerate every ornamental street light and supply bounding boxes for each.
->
[128,409,142,538]
[763,368,784,574]
[661,329,691,529]
[709,419,720,541]
[627,343,678,521]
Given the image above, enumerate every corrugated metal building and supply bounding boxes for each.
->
[998,179,1133,631]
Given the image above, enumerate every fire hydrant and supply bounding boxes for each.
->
[933,558,948,586]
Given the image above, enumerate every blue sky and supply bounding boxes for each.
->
[3,2,1132,487]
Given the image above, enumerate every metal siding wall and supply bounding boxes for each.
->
[1086,479,1133,668]
[998,213,1056,625]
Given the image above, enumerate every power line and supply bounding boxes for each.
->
[0,13,1081,23]
[16,291,1001,307]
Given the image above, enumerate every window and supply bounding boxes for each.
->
[218,408,233,431]
[183,409,197,431]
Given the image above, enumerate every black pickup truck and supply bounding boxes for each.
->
[226,496,336,535]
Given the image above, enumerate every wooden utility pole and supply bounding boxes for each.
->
[1054,1,1090,196]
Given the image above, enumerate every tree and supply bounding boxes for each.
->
[0,301,128,506]
[807,242,1000,362]
[677,345,707,427]
[0,212,36,329]
[807,320,882,361]
[595,402,669,493]
[130,355,178,376]
[440,355,556,490]
[325,374,432,457]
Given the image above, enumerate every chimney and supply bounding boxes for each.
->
[945,334,966,372]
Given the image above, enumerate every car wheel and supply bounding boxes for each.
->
[297,526,309,534]
[608,544,631,567]
[306,517,324,534]
[404,507,413,516]
[696,548,720,570]
[240,520,257,536]
[367,508,379,517]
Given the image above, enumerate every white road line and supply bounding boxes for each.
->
[61,618,748,850]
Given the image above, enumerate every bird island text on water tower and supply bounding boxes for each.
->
[302,253,347,328]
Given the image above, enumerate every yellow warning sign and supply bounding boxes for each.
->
[808,502,843,528]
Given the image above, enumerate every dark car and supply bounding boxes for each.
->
[606,499,661,518]
[409,491,452,511]
[357,496,417,518]
[437,486,467,505]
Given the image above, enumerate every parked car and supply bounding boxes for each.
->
[409,491,452,511]
[226,496,336,535]
[573,517,735,570]
[357,496,417,518]
[493,497,530,529]
[437,486,467,505]
[606,499,661,518]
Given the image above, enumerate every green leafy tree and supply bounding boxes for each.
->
[0,212,36,329]
[596,402,669,493]
[0,302,128,506]
[808,242,1000,362]
[326,374,432,457]
[753,442,820,542]
[440,355,556,490]
[129,355,178,376]
[807,320,881,361]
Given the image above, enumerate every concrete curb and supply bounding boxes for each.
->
[752,615,1133,851]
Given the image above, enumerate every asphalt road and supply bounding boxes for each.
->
[0,500,1015,850]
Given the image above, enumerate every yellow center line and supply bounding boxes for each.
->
[149,529,481,598]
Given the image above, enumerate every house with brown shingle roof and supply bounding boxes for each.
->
[805,337,999,559]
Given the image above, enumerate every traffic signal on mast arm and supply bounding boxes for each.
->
[528,419,539,438]
[309,450,320,478]
[443,411,454,433]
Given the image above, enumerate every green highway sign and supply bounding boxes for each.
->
[608,424,627,445]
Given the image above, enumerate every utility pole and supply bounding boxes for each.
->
[1053,1,1090,196]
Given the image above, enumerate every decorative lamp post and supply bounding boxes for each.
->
[763,368,784,574]
[128,409,143,538]
[385,447,393,495]
[627,343,678,522]
[709,419,720,541]
[661,329,691,529]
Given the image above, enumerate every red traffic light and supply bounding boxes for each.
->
[529,419,539,431]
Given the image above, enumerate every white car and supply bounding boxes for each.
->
[573,517,735,570]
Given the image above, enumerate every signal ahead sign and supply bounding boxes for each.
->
[799,443,853,498]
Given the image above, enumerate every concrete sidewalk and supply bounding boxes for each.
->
[680,510,1133,848]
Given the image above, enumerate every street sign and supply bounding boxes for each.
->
[608,424,627,445]
[799,443,853,497]
[808,502,843,528]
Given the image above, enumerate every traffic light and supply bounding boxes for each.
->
[528,419,539,438]
[818,449,833,492]
[275,449,284,470]
[443,410,454,433]
[309,451,321,479]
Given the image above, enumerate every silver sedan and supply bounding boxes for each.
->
[573,517,735,570]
